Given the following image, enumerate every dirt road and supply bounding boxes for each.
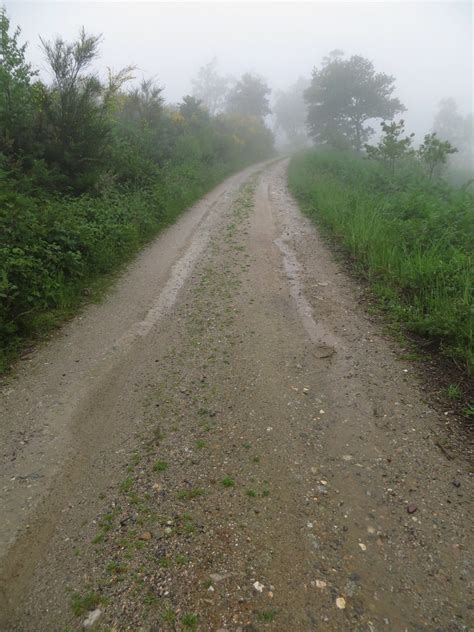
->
[0,161,471,631]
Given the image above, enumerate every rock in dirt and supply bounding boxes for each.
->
[83,609,102,629]
[407,503,418,514]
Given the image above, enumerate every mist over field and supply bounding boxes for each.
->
[7,1,473,143]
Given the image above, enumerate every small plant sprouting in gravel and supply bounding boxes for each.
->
[106,560,127,574]
[222,476,235,488]
[243,442,251,449]
[158,556,172,568]
[176,554,189,565]
[120,477,134,493]
[252,455,260,464]
[262,488,270,497]
[70,591,101,616]
[153,460,168,472]
[446,384,461,400]
[177,488,205,500]
[181,613,199,629]
[246,489,257,497]
[142,592,159,606]
[161,607,176,623]
[463,404,474,418]
[257,609,277,622]
[195,439,207,449]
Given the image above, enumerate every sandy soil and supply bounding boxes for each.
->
[0,161,471,631]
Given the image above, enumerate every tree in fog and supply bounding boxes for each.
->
[226,73,271,120]
[191,58,230,116]
[418,133,457,180]
[40,29,111,189]
[0,8,38,158]
[122,78,164,127]
[432,99,473,168]
[365,120,414,176]
[273,77,309,148]
[305,51,405,152]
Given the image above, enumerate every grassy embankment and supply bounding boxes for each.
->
[288,151,473,382]
[0,154,269,372]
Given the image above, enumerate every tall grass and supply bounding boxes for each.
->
[288,150,473,374]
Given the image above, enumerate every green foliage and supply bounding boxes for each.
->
[226,73,271,120]
[365,120,415,175]
[305,51,405,152]
[40,28,113,192]
[288,150,474,374]
[0,11,274,370]
[418,133,457,180]
[0,9,38,159]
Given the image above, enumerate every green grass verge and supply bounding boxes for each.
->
[288,150,473,375]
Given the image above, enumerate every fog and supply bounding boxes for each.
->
[6,1,473,140]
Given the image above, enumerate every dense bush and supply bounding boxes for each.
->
[288,150,473,373]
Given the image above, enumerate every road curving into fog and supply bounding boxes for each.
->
[1,160,471,630]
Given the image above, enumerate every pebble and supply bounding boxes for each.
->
[407,503,418,514]
[83,609,102,629]
[315,580,327,589]
[138,531,152,541]
[336,597,346,609]
[210,573,231,583]
[253,581,264,592]
[358,542,367,551]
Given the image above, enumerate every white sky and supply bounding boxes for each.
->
[5,1,473,137]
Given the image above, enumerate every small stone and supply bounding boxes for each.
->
[253,581,264,592]
[342,454,353,461]
[152,482,161,491]
[164,527,172,535]
[210,573,231,583]
[83,609,102,629]
[139,531,152,541]
[358,542,367,551]
[315,580,327,589]
[452,480,461,488]
[407,503,418,514]
[336,597,346,609]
